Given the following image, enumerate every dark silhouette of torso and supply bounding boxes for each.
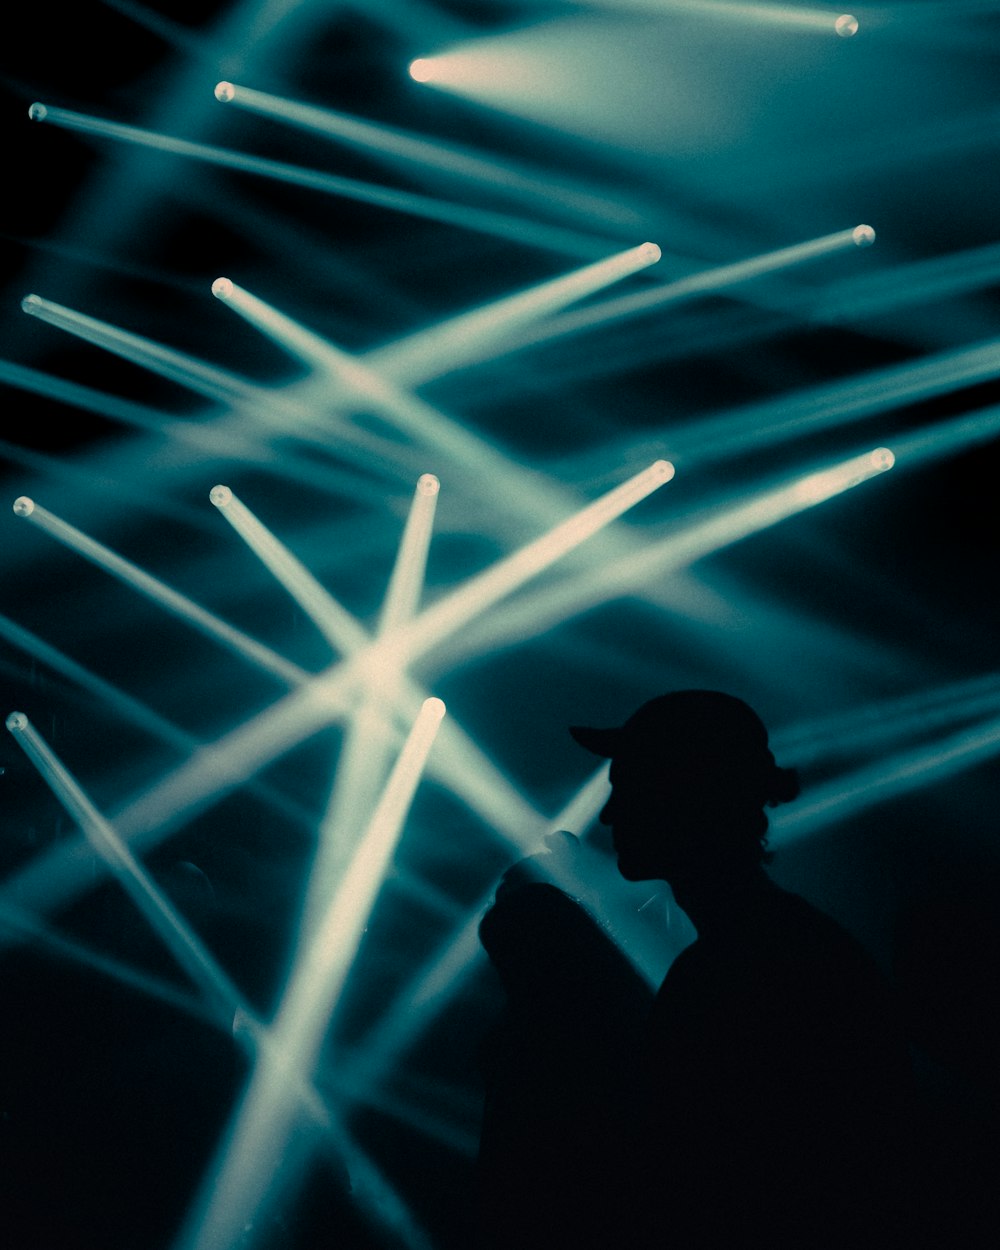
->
[640,880,916,1248]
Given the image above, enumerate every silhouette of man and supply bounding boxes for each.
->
[571,689,917,1248]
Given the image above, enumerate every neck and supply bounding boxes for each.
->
[668,863,774,936]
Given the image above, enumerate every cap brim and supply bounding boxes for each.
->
[568,725,620,757]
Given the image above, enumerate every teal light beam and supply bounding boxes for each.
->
[378,473,440,633]
[552,0,860,34]
[365,227,874,388]
[0,461,671,938]
[12,496,306,688]
[771,711,1000,845]
[20,294,267,411]
[212,241,662,390]
[174,698,445,1250]
[212,80,644,229]
[298,472,443,942]
[445,447,894,663]
[0,895,211,1023]
[207,479,550,851]
[27,102,621,259]
[664,335,1000,467]
[495,226,875,361]
[0,611,318,835]
[5,711,260,1030]
[773,671,1000,767]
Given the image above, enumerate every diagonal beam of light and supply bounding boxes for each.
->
[0,461,671,939]
[772,670,1000,767]
[771,710,1000,846]
[647,335,1000,468]
[363,227,873,388]
[0,610,319,834]
[484,226,876,362]
[11,495,306,687]
[0,894,211,1022]
[20,294,268,410]
[212,80,645,230]
[27,102,621,259]
[174,697,446,1250]
[4,707,430,1247]
[336,761,673,1105]
[445,447,894,663]
[207,477,548,853]
[6,711,258,1028]
[212,240,662,392]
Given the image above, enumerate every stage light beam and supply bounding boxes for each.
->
[213,245,661,387]
[379,473,440,633]
[5,712,251,1029]
[27,102,619,258]
[12,496,305,687]
[175,698,445,1250]
[20,294,267,410]
[497,226,876,358]
[0,461,673,938]
[209,484,363,655]
[444,447,894,661]
[212,81,641,229]
[772,711,1000,845]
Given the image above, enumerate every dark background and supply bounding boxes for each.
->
[1,3,999,1247]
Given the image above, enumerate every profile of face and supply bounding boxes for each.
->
[600,757,707,884]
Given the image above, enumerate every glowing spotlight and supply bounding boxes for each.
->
[13,496,305,686]
[791,446,893,505]
[21,292,264,409]
[835,14,859,37]
[448,446,895,661]
[5,711,248,1026]
[378,474,440,632]
[210,483,363,654]
[408,58,434,83]
[772,710,1000,845]
[27,100,613,257]
[501,226,876,360]
[211,80,641,231]
[176,697,445,1250]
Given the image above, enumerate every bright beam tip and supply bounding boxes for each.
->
[417,473,440,496]
[21,294,43,314]
[6,712,28,733]
[209,484,233,508]
[872,447,895,471]
[640,242,662,263]
[835,14,859,37]
[212,277,234,300]
[28,102,47,122]
[652,459,676,482]
[214,81,235,103]
[423,696,446,720]
[852,224,876,247]
[12,496,35,517]
[409,58,433,83]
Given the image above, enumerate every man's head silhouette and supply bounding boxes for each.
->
[570,690,799,885]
